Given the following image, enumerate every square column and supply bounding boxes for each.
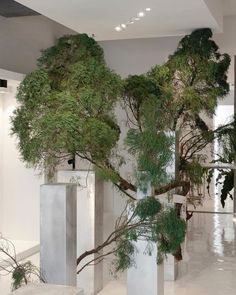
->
[159,193,186,281]
[127,185,164,295]
[40,184,77,286]
[164,254,178,281]
[57,170,103,295]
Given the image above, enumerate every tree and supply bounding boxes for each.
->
[11,29,230,274]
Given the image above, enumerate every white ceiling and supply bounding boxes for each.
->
[16,0,223,41]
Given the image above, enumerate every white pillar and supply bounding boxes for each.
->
[163,193,186,281]
[164,254,178,281]
[127,184,164,295]
[57,170,103,295]
[40,184,77,286]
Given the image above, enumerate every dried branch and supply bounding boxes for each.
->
[0,236,45,290]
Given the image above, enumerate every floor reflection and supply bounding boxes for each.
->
[165,211,236,295]
[99,197,236,295]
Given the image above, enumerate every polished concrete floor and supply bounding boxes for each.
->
[165,211,236,295]
[99,196,236,295]
[1,197,235,294]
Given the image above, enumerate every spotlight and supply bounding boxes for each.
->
[115,26,122,32]
[121,24,127,29]
[145,8,151,12]
[138,11,145,17]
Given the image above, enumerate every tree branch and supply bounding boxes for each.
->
[155,180,190,196]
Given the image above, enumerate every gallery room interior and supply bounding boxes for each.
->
[0,0,236,294]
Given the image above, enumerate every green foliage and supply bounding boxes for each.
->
[156,208,186,261]
[123,66,175,189]
[123,29,230,194]
[12,29,230,192]
[220,170,234,207]
[11,261,43,291]
[38,34,104,89]
[216,118,236,207]
[0,237,44,291]
[10,29,231,275]
[124,66,174,131]
[11,34,122,175]
[113,198,186,272]
[182,157,207,185]
[113,239,136,272]
[125,129,174,187]
[206,167,234,208]
[12,264,27,290]
[167,28,230,118]
[135,196,162,219]
[95,166,120,184]
[205,117,236,207]
[216,117,236,163]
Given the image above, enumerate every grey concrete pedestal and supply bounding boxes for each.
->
[40,184,77,286]
[127,185,164,295]
[57,171,103,295]
[159,193,186,281]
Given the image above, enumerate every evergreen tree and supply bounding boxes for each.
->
[11,29,231,273]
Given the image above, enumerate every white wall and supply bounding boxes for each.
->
[0,15,74,74]
[214,15,236,85]
[100,36,180,78]
[0,78,43,241]
[100,15,236,87]
[204,0,223,31]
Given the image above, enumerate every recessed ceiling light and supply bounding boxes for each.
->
[138,11,145,17]
[115,26,122,32]
[114,8,151,31]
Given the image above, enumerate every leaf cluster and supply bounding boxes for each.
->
[206,117,236,207]
[113,197,186,272]
[167,28,230,119]
[11,34,122,175]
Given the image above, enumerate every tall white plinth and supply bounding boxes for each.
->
[57,170,103,295]
[157,194,178,281]
[164,194,186,281]
[127,185,164,295]
[40,184,77,286]
[164,254,178,281]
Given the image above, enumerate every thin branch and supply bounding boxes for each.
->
[154,180,190,196]
[77,251,114,274]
